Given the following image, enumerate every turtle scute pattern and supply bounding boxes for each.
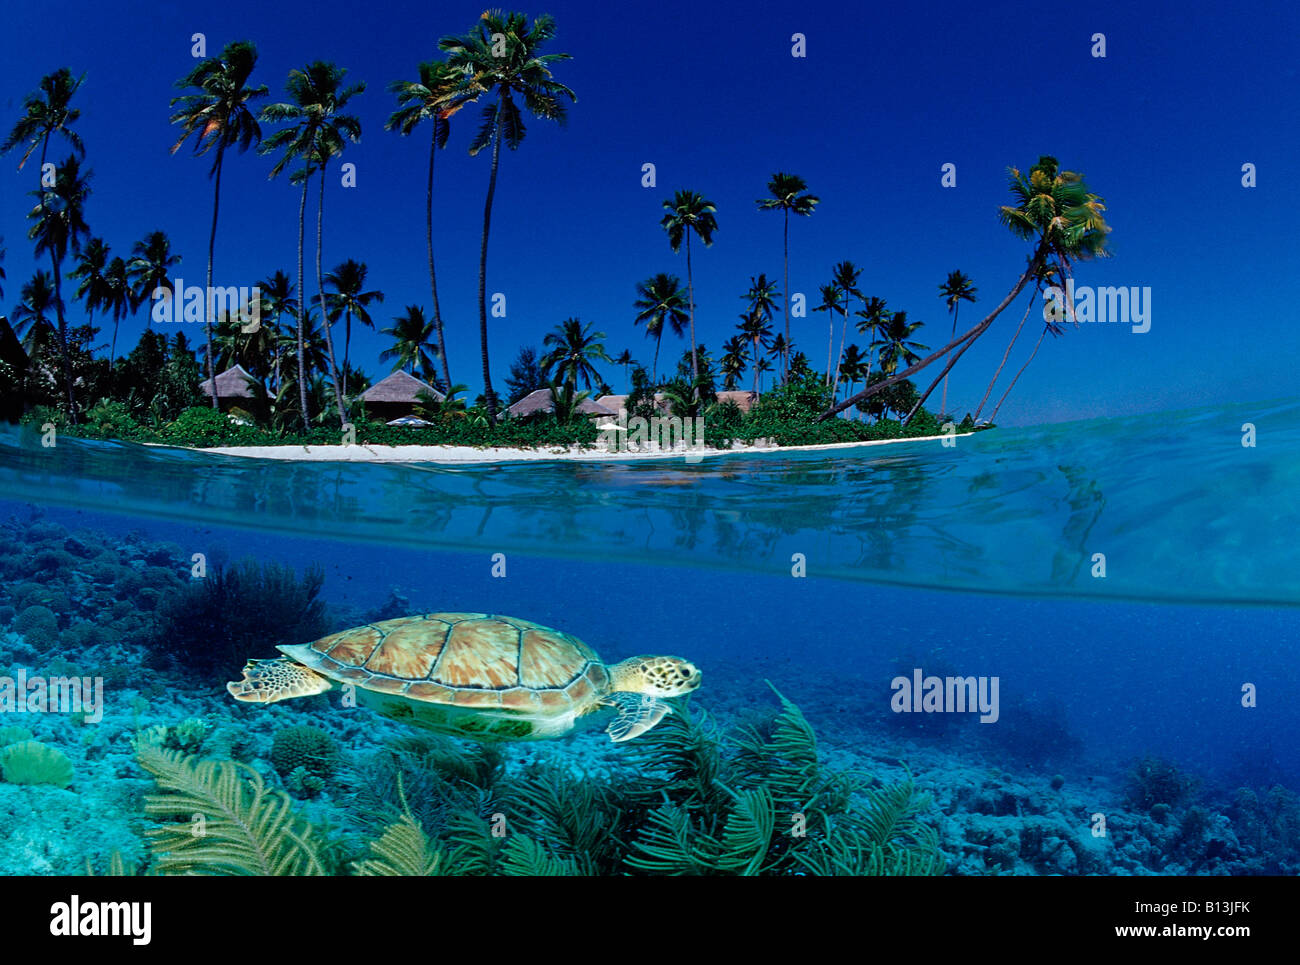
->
[299,613,609,711]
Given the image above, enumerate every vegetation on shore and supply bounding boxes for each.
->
[1,10,1109,447]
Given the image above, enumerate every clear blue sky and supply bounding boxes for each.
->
[2,0,1296,426]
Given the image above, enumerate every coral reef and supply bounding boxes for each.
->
[1,741,75,788]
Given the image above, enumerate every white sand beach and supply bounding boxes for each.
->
[187,432,967,464]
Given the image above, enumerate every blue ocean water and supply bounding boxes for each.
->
[1,397,1297,873]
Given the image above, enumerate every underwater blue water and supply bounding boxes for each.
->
[1,397,1298,873]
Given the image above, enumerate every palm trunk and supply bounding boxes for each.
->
[651,333,661,385]
[427,122,452,393]
[782,209,790,382]
[751,339,759,396]
[974,290,1035,422]
[38,134,78,424]
[109,309,120,362]
[477,121,503,421]
[686,231,698,389]
[832,295,850,391]
[821,243,1048,421]
[204,141,225,410]
[939,304,959,419]
[825,305,834,385]
[989,323,1049,424]
[343,308,352,376]
[296,177,310,432]
[316,165,347,427]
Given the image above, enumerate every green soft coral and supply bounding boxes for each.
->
[1,740,74,788]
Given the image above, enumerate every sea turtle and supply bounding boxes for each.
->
[226,612,702,743]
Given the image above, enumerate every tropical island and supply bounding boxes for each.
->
[0,11,1110,459]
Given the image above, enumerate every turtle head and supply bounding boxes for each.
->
[611,655,702,698]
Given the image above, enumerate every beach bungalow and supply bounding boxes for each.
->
[506,388,616,421]
[713,390,759,413]
[594,390,758,416]
[360,370,444,424]
[197,364,262,415]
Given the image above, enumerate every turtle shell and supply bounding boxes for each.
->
[277,613,611,717]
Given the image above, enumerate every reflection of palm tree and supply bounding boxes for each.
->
[756,172,818,380]
[633,273,688,384]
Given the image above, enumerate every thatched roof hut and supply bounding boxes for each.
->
[713,389,759,413]
[197,364,263,413]
[506,388,615,420]
[594,393,672,415]
[361,370,443,422]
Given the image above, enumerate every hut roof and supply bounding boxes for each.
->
[713,389,759,413]
[507,388,616,418]
[198,364,257,399]
[594,393,672,414]
[361,369,444,404]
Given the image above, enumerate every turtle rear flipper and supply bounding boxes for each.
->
[603,692,673,742]
[227,658,332,704]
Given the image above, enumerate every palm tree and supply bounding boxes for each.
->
[877,311,929,376]
[380,305,440,381]
[838,343,867,406]
[126,230,181,331]
[260,61,364,429]
[738,309,773,396]
[99,257,133,362]
[855,295,890,378]
[324,259,383,373]
[440,10,576,422]
[811,282,842,382]
[169,40,267,409]
[830,260,863,390]
[633,273,688,384]
[660,190,719,390]
[613,349,634,391]
[72,237,110,353]
[386,59,470,394]
[756,173,818,381]
[974,260,1057,422]
[255,270,297,393]
[1,68,85,174]
[936,269,977,419]
[12,271,60,358]
[541,317,610,391]
[26,156,90,420]
[824,155,1110,421]
[719,335,748,390]
[987,303,1069,425]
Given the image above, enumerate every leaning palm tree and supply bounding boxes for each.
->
[633,272,689,384]
[127,229,182,332]
[936,269,977,419]
[324,259,383,373]
[540,317,610,391]
[380,305,440,381]
[974,259,1056,422]
[440,10,576,422]
[824,155,1110,421]
[386,59,470,394]
[659,190,718,389]
[259,61,364,430]
[26,156,91,420]
[987,301,1070,424]
[756,173,818,381]
[169,40,267,409]
[830,260,863,390]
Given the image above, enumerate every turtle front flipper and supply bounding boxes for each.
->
[602,692,674,742]
[227,658,332,704]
